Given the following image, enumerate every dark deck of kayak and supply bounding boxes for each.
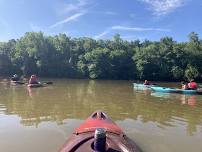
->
[59,111,142,152]
[60,132,141,152]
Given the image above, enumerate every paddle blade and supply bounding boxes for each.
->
[45,82,53,84]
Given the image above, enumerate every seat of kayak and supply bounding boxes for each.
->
[60,132,138,152]
[59,110,141,152]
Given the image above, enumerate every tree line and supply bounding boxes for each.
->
[0,32,202,81]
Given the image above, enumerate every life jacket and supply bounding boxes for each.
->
[188,82,197,90]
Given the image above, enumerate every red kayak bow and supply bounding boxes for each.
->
[59,110,141,152]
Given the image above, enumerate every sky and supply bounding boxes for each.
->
[0,0,201,42]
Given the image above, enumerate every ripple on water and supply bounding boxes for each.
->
[0,104,6,114]
[168,116,188,128]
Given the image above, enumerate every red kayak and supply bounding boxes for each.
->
[59,110,141,152]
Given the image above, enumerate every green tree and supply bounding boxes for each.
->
[0,31,202,81]
[14,32,48,76]
[158,37,175,80]
[134,44,160,80]
[110,50,135,79]
[84,48,111,79]
[185,64,199,80]
[171,66,184,80]
[0,41,16,75]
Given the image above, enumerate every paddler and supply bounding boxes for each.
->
[187,79,197,90]
[29,74,40,84]
[143,80,150,85]
[181,81,188,90]
[11,74,20,81]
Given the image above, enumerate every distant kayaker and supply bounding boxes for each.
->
[11,74,20,81]
[144,80,150,85]
[181,81,188,90]
[187,79,197,90]
[29,75,40,84]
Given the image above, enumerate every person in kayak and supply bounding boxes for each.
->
[181,81,188,90]
[187,79,197,90]
[11,74,20,81]
[29,75,40,84]
[144,80,150,85]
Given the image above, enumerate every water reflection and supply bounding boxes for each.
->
[150,91,197,107]
[136,89,202,136]
[0,80,202,135]
[180,95,196,106]
[1,80,202,152]
[133,88,152,96]
[150,92,171,98]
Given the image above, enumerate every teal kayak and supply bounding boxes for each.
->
[151,86,202,95]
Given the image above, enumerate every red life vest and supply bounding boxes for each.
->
[188,82,197,90]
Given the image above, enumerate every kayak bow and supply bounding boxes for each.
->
[59,111,141,152]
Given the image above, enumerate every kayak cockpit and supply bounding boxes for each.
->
[59,131,140,152]
[59,111,141,152]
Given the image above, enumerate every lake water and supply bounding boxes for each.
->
[0,79,202,152]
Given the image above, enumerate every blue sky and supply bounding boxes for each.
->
[0,0,201,42]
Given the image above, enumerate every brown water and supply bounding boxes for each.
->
[0,79,202,152]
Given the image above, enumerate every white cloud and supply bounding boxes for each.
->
[94,25,170,39]
[139,0,186,16]
[90,10,118,16]
[121,35,146,41]
[29,23,43,31]
[93,30,110,39]
[112,25,170,32]
[50,12,85,28]
[63,0,90,14]
[50,0,92,29]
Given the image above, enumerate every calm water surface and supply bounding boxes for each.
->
[0,79,202,152]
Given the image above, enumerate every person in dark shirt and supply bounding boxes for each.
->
[29,75,40,84]
[144,80,150,85]
[11,74,20,81]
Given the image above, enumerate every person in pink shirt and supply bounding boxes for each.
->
[188,79,197,90]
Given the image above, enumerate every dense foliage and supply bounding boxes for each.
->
[0,32,202,81]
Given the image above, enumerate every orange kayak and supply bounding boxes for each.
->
[59,110,141,152]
